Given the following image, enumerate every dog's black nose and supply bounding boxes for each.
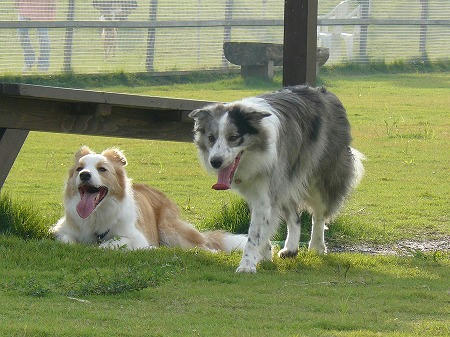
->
[79,171,91,182]
[210,157,223,169]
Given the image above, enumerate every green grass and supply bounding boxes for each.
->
[0,236,448,337]
[0,71,449,336]
[0,193,52,240]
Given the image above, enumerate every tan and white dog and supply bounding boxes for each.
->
[52,146,247,251]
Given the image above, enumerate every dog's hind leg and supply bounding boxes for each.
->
[306,189,328,254]
[309,215,327,254]
[278,206,302,258]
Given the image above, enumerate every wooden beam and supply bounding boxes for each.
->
[0,84,211,111]
[283,0,318,87]
[0,97,195,142]
[0,129,29,190]
[0,84,213,142]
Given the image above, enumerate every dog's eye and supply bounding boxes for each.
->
[228,135,240,142]
[76,167,83,172]
[98,167,107,172]
[208,135,216,143]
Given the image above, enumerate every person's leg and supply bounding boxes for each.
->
[17,18,35,70]
[37,27,50,71]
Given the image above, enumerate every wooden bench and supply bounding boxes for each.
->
[0,83,212,190]
[223,42,329,80]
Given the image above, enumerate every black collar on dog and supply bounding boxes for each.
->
[96,229,110,244]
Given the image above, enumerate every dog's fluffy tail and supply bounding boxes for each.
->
[204,231,247,253]
[350,147,366,188]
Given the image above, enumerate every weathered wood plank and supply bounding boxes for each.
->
[0,84,214,142]
[0,129,29,190]
[0,96,198,142]
[0,84,211,111]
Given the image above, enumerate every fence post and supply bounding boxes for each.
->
[283,0,317,86]
[63,0,75,72]
[222,0,234,68]
[145,0,158,72]
[358,0,370,63]
[419,0,429,62]
[197,0,201,66]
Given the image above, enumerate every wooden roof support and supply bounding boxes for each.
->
[283,0,318,87]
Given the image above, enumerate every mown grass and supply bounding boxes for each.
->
[0,71,449,336]
[0,235,448,337]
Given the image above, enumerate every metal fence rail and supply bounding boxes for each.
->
[0,0,449,75]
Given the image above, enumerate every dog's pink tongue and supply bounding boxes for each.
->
[212,164,234,190]
[76,192,97,219]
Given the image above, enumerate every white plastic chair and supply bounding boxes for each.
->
[318,0,361,61]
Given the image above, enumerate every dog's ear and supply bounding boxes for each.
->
[101,148,127,167]
[245,111,272,122]
[188,108,211,120]
[74,146,92,162]
[229,106,271,122]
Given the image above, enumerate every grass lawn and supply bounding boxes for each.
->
[0,71,449,336]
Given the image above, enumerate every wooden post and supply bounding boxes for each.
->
[63,0,75,72]
[359,0,370,63]
[145,0,158,72]
[283,0,317,87]
[419,0,429,62]
[0,129,29,191]
[222,0,234,67]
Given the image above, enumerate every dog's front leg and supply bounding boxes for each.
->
[236,201,274,273]
[99,228,153,250]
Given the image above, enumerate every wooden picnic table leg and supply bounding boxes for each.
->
[0,128,29,191]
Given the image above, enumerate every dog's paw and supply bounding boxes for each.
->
[308,240,327,254]
[236,258,257,273]
[278,248,299,259]
[99,238,128,250]
[235,264,257,273]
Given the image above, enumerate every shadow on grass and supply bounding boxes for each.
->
[0,236,186,297]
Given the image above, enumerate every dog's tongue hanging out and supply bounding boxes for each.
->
[212,153,242,190]
[76,191,98,219]
[76,187,107,219]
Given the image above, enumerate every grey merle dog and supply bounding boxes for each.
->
[189,85,365,273]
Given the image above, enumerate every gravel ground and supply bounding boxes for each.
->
[329,236,450,256]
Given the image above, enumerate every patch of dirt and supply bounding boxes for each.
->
[329,236,449,256]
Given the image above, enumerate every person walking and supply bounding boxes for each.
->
[16,0,56,72]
